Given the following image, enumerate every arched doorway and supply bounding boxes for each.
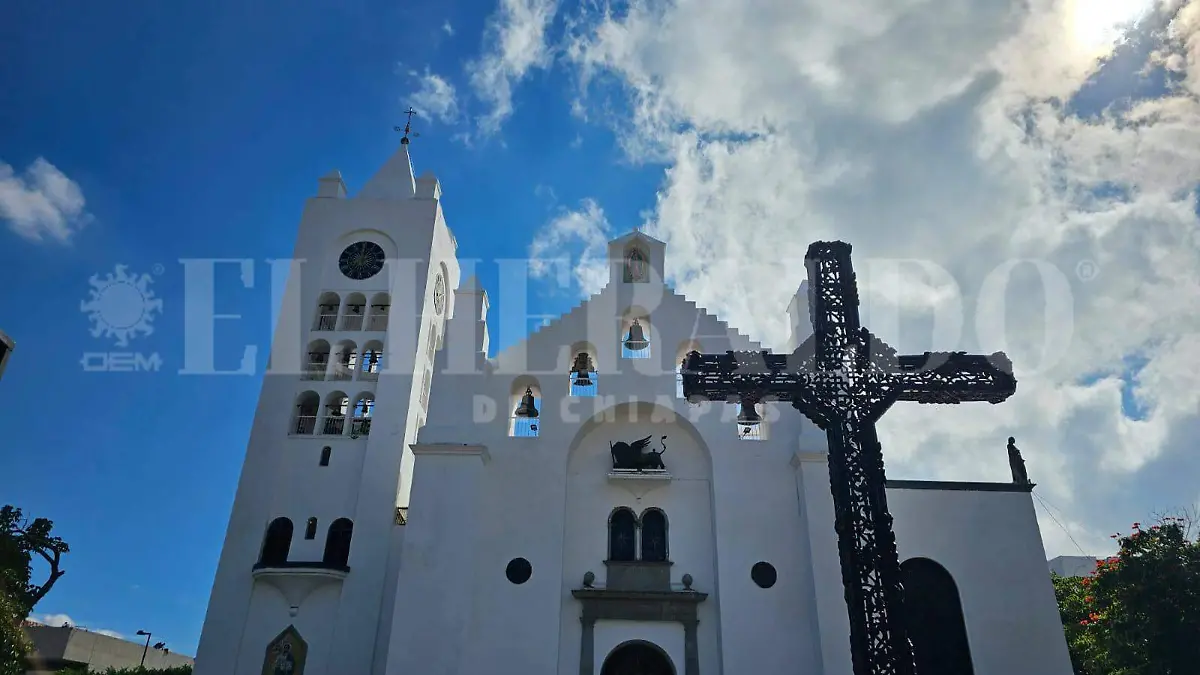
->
[600,641,675,675]
[901,557,975,675]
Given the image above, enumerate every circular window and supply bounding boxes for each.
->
[338,241,386,280]
[433,274,446,315]
[751,561,777,589]
[505,557,532,585]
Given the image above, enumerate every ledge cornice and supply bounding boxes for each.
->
[409,442,490,463]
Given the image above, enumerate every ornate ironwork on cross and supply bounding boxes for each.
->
[680,241,1017,675]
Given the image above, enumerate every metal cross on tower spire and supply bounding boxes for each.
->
[395,107,419,145]
[680,241,1017,675]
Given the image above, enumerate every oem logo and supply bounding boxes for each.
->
[79,264,164,372]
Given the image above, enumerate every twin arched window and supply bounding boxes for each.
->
[257,516,354,570]
[608,508,668,562]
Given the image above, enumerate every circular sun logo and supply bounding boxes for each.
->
[80,265,163,347]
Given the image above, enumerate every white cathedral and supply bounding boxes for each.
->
[194,138,1075,675]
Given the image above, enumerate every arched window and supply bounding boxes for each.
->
[367,292,391,331]
[314,292,340,331]
[341,292,366,330]
[509,378,541,438]
[360,340,383,380]
[304,517,318,540]
[303,340,330,381]
[351,394,374,436]
[331,341,358,381]
[620,312,652,360]
[608,508,637,562]
[319,446,332,466]
[292,391,320,435]
[568,342,599,397]
[322,392,349,435]
[901,558,975,675]
[640,509,668,562]
[260,518,293,566]
[323,518,354,568]
[675,341,703,399]
[736,402,767,441]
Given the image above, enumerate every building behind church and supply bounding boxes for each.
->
[22,621,194,674]
[194,139,1075,675]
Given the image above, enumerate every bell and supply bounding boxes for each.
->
[571,352,594,387]
[514,387,539,418]
[737,398,762,425]
[623,319,649,351]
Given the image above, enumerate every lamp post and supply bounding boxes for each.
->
[136,630,151,667]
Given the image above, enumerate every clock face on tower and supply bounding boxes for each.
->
[338,241,386,280]
[433,274,446,315]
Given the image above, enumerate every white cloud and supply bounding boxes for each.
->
[30,613,75,627]
[408,69,460,124]
[559,0,1200,557]
[28,613,123,639]
[467,0,560,135]
[443,20,455,36]
[528,198,612,295]
[0,157,89,244]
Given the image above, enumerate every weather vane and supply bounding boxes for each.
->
[394,107,419,145]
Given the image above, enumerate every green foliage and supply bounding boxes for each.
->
[0,505,70,618]
[0,590,32,675]
[1054,515,1200,675]
[55,662,192,667]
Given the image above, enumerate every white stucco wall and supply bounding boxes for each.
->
[887,485,1074,675]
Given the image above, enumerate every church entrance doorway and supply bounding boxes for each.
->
[600,640,676,675]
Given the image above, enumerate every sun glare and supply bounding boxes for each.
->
[1067,0,1155,56]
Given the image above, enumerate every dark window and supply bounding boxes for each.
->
[608,508,637,562]
[323,518,354,568]
[319,446,331,466]
[640,509,668,562]
[505,557,532,584]
[260,518,293,566]
[901,558,975,675]
[751,561,777,589]
[304,517,317,540]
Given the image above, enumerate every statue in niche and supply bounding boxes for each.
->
[262,625,307,675]
[1007,436,1030,485]
[610,435,668,472]
[624,248,649,283]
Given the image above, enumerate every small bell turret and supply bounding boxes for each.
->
[623,319,649,351]
[514,388,539,418]
[571,352,594,387]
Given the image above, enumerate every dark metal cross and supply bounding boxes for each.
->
[394,107,418,144]
[680,241,1017,675]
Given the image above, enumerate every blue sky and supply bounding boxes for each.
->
[4,0,1200,660]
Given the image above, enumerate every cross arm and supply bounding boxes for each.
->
[679,350,802,402]
[895,351,1017,404]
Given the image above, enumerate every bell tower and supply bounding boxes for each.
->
[195,129,460,675]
